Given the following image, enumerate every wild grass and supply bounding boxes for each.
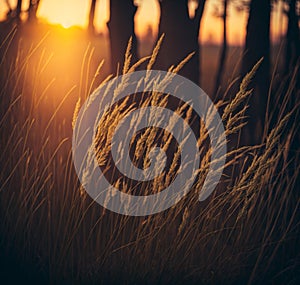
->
[0,29,299,284]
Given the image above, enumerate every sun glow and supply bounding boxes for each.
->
[61,22,71,29]
[37,0,90,29]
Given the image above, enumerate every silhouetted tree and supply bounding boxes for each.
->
[3,0,39,23]
[27,0,40,23]
[16,0,22,22]
[88,0,97,35]
[214,0,228,96]
[107,0,139,73]
[284,0,300,73]
[241,0,271,144]
[155,0,206,84]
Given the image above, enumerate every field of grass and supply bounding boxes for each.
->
[0,23,299,284]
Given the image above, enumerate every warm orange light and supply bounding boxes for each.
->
[37,0,90,29]
[61,22,71,29]
[36,0,248,45]
[34,0,284,45]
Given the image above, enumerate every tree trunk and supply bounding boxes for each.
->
[28,0,40,23]
[107,0,138,73]
[88,0,97,35]
[241,0,271,145]
[214,0,228,97]
[156,0,206,85]
[16,0,22,21]
[285,0,300,74]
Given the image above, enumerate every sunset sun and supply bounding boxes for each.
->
[37,0,90,29]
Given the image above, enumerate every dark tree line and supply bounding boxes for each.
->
[101,0,298,80]
[4,0,298,88]
[4,0,40,23]
[89,0,206,82]
[240,0,298,144]
[85,0,297,145]
[2,0,298,145]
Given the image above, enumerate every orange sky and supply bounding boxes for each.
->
[0,0,286,45]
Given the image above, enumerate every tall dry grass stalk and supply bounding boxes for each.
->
[0,29,298,284]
